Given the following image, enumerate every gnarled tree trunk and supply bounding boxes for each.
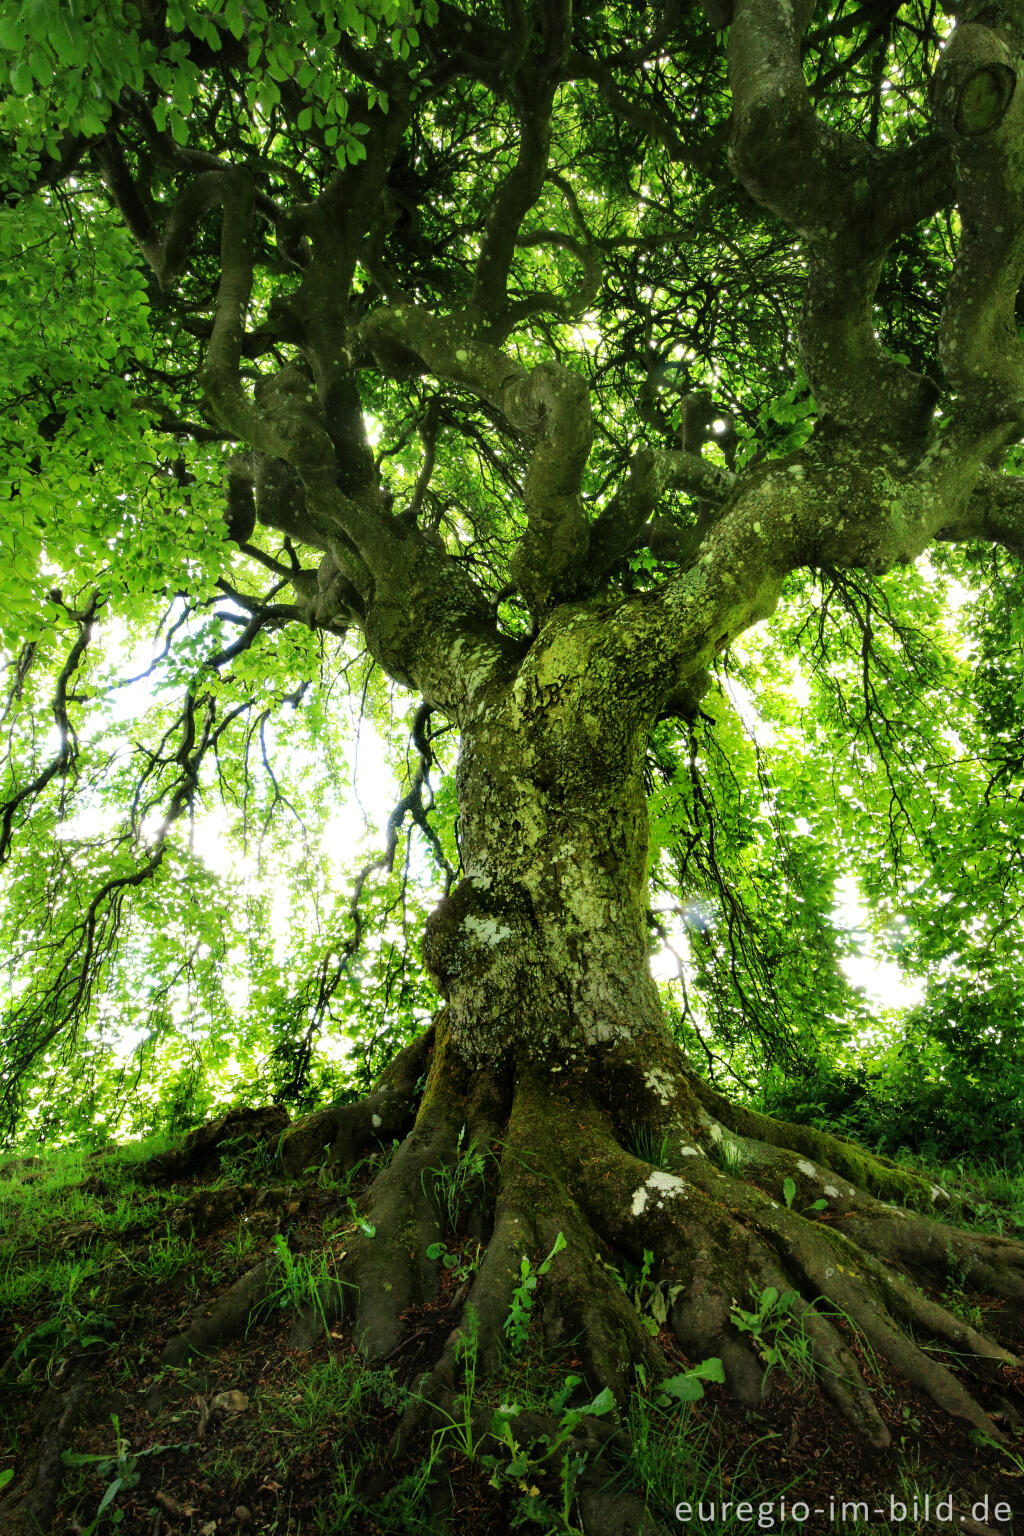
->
[275,606,1024,1464]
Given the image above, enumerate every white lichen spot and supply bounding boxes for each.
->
[707,1122,724,1143]
[631,1186,648,1217]
[796,1159,817,1178]
[825,1266,836,1280]
[644,1067,676,1104]
[463,914,512,946]
[371,1114,382,1129]
[823,1184,839,1199]
[587,1019,625,1043]
[680,1146,700,1158]
[647,1170,687,1200]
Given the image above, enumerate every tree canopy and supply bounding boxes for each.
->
[3,0,1024,1154]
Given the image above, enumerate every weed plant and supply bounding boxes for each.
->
[422,1125,489,1231]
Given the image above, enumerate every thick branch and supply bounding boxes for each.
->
[193,190,399,596]
[510,363,593,610]
[361,303,594,608]
[608,451,968,720]
[935,464,1024,559]
[725,0,948,454]
[200,170,271,451]
[212,295,514,711]
[468,0,570,329]
[197,189,353,495]
[95,139,289,292]
[933,16,1024,454]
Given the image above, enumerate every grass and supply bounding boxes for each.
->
[710,1134,750,1177]
[0,1134,174,1251]
[0,1134,211,1388]
[7,1286,116,1382]
[628,1127,672,1169]
[1,1136,1021,1536]
[124,1228,199,1285]
[221,1221,259,1269]
[622,1392,887,1535]
[255,1355,410,1533]
[892,1150,1024,1234]
[238,1233,351,1341]
[422,1125,489,1231]
[275,1354,402,1435]
[213,1130,284,1185]
[624,1394,768,1529]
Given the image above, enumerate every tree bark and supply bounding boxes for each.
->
[424,612,662,1077]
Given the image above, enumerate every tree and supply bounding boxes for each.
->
[2,0,1024,1520]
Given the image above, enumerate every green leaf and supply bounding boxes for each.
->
[659,1373,706,1404]
[95,1476,125,1517]
[223,0,246,39]
[11,59,35,94]
[580,1386,615,1416]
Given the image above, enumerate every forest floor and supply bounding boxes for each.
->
[1,1123,1023,1536]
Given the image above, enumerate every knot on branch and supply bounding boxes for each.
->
[225,461,257,545]
[657,667,712,724]
[251,453,308,539]
[253,366,335,471]
[960,61,1017,133]
[422,874,533,996]
[703,1,733,27]
[933,25,1018,137]
[506,361,590,442]
[290,549,358,631]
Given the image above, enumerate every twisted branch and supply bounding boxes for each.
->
[725,0,948,454]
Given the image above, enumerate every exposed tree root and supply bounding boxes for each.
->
[110,1022,1024,1536]
[126,1029,434,1195]
[0,1367,90,1536]
[162,1253,283,1367]
[135,1104,289,1184]
[278,1025,434,1176]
